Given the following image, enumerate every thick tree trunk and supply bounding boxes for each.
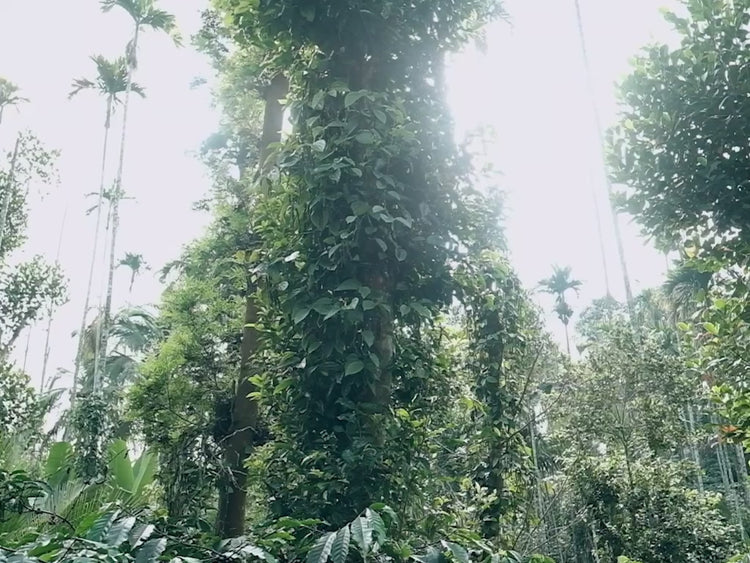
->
[216,73,288,538]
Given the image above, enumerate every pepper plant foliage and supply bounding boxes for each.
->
[213,0,532,529]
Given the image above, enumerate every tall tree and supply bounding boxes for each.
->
[68,55,145,405]
[97,0,179,393]
[0,78,28,127]
[572,0,633,305]
[539,265,581,356]
[118,252,148,293]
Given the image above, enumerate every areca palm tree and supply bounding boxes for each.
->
[68,56,145,406]
[572,0,633,306]
[118,252,148,293]
[96,0,179,393]
[539,265,582,356]
[0,78,28,127]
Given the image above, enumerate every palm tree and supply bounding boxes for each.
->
[68,56,145,406]
[539,265,582,357]
[0,135,21,258]
[96,0,179,393]
[118,252,148,292]
[0,78,28,127]
[572,0,633,306]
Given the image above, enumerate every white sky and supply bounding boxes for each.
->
[0,0,677,389]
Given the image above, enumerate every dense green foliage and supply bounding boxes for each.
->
[8,0,750,562]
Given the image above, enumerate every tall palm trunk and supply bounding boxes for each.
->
[40,205,68,391]
[563,321,571,358]
[216,73,289,538]
[72,96,114,404]
[96,26,139,392]
[572,0,633,305]
[0,135,21,259]
[686,403,704,493]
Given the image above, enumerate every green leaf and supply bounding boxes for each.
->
[331,526,351,563]
[307,532,336,563]
[87,511,119,542]
[704,322,719,335]
[136,538,167,563]
[293,305,312,324]
[345,91,367,107]
[350,516,372,557]
[312,139,326,152]
[312,90,326,109]
[395,248,407,261]
[108,439,134,493]
[442,541,469,563]
[677,321,690,331]
[45,442,73,487]
[106,516,136,548]
[355,131,376,144]
[365,508,386,543]
[336,279,361,292]
[362,330,375,348]
[129,523,155,548]
[284,251,300,263]
[312,297,338,316]
[345,360,365,376]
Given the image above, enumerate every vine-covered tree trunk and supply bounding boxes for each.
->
[216,72,288,538]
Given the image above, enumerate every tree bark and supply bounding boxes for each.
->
[216,73,288,538]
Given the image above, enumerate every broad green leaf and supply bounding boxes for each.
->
[87,511,120,542]
[129,522,155,548]
[362,330,375,348]
[365,508,386,543]
[312,139,326,152]
[106,516,136,548]
[345,360,364,376]
[293,306,311,324]
[307,532,336,563]
[350,515,372,557]
[331,526,351,563]
[442,541,469,563]
[136,537,167,563]
[45,442,73,487]
[355,131,376,144]
[336,279,361,292]
[345,91,367,107]
[108,439,134,493]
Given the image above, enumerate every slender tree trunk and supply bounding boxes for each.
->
[734,443,750,505]
[686,404,704,493]
[216,73,289,538]
[563,322,571,358]
[40,205,68,391]
[96,25,139,392]
[72,97,114,404]
[0,134,21,258]
[714,413,747,541]
[572,0,633,306]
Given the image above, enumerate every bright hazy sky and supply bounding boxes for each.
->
[0,0,676,389]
